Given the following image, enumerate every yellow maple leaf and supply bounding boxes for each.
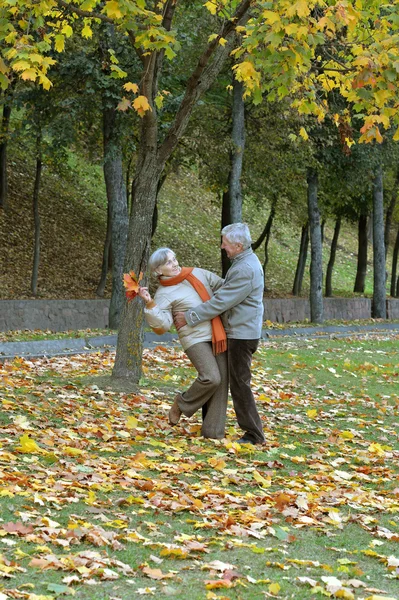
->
[132,95,152,117]
[253,470,271,488]
[124,82,139,93]
[299,127,309,141]
[269,582,281,595]
[126,416,139,429]
[204,1,217,15]
[63,446,85,456]
[20,68,37,82]
[218,37,227,46]
[104,0,123,18]
[17,433,41,453]
[208,457,226,470]
[307,408,317,418]
[54,34,65,53]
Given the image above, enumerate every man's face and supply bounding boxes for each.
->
[221,236,243,259]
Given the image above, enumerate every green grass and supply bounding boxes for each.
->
[0,334,398,598]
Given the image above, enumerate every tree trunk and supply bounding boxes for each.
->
[325,216,341,297]
[307,168,323,323]
[0,103,11,210]
[384,168,399,258]
[372,165,386,318]
[321,218,325,245]
[353,213,368,293]
[31,154,42,296]
[96,200,112,297]
[220,77,245,276]
[221,190,231,276]
[113,152,161,380]
[102,106,129,329]
[251,199,276,289]
[391,227,399,297]
[292,222,309,296]
[226,78,245,223]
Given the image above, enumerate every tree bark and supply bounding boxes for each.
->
[384,168,399,258]
[391,227,399,297]
[226,77,245,223]
[96,200,112,297]
[292,222,309,296]
[0,103,11,210]
[251,199,276,290]
[220,77,245,276]
[372,165,386,318]
[103,106,129,329]
[113,0,252,381]
[325,216,341,297]
[307,168,323,323]
[31,149,42,297]
[353,213,368,293]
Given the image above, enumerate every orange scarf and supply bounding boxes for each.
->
[159,267,227,355]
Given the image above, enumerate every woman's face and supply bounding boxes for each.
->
[157,252,181,277]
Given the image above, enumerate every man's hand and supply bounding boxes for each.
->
[174,312,187,330]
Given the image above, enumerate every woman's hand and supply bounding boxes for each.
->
[138,287,152,304]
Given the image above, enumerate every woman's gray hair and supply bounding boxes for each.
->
[221,223,252,249]
[148,247,175,275]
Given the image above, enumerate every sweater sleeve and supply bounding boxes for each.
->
[202,268,224,292]
[144,291,174,334]
[185,265,253,326]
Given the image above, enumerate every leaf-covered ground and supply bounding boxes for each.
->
[0,335,398,599]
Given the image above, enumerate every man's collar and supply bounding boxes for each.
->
[231,247,253,261]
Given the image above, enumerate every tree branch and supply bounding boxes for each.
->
[56,0,114,23]
[158,0,251,165]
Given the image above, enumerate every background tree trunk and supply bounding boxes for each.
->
[325,216,341,297]
[372,165,386,318]
[251,198,276,290]
[96,201,112,297]
[0,103,11,210]
[292,222,309,296]
[31,151,42,296]
[103,106,129,329]
[384,167,398,258]
[353,213,368,293]
[390,228,399,297]
[307,168,323,323]
[221,77,246,276]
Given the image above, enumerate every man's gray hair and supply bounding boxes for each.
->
[148,247,175,275]
[221,223,252,249]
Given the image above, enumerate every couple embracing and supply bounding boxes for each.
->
[138,223,266,446]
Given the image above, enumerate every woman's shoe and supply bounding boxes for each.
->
[168,394,182,425]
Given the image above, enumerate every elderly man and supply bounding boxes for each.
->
[174,223,266,446]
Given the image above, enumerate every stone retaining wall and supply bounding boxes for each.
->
[0,299,110,332]
[0,297,398,331]
[263,297,373,323]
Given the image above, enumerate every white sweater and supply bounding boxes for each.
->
[144,268,223,350]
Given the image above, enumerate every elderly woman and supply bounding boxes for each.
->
[138,248,228,439]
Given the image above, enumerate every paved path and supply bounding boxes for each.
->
[0,323,398,361]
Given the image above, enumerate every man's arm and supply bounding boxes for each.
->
[184,266,253,326]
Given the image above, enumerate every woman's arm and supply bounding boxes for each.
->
[139,287,174,333]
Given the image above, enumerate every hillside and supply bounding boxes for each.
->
[0,144,392,301]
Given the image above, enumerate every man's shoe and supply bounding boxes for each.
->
[237,436,266,446]
[237,436,256,445]
[168,394,182,426]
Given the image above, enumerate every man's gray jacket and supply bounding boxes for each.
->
[185,248,264,339]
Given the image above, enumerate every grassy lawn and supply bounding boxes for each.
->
[0,334,398,599]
